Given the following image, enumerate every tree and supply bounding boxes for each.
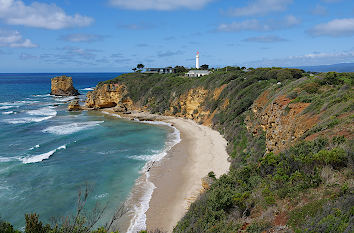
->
[137,64,145,69]
[200,64,209,70]
[174,66,187,73]
[132,68,137,72]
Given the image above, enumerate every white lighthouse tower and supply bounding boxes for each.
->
[196,51,200,69]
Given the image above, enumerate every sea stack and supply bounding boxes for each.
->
[67,99,82,111]
[50,76,79,96]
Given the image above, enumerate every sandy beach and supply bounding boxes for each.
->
[101,109,230,232]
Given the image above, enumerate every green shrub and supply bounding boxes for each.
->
[246,221,271,233]
[288,199,327,229]
[303,82,320,94]
[0,218,21,233]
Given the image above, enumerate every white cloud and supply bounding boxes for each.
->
[59,34,104,43]
[246,49,354,67]
[109,0,213,10]
[218,15,300,32]
[228,0,293,17]
[0,0,93,30]
[309,18,354,37]
[0,30,37,48]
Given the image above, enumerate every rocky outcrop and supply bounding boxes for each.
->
[164,88,210,123]
[68,100,82,111]
[201,176,215,190]
[51,76,79,96]
[86,84,130,109]
[113,102,128,112]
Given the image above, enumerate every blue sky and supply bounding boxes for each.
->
[0,0,353,72]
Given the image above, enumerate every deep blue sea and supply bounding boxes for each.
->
[0,73,178,232]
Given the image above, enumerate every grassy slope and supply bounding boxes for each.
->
[101,69,353,233]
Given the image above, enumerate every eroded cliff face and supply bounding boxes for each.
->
[86,84,133,109]
[50,76,79,96]
[246,91,319,154]
[86,81,322,154]
[86,84,213,124]
[165,88,211,124]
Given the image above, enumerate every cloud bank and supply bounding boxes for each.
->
[0,0,93,29]
[309,18,354,37]
[0,30,37,48]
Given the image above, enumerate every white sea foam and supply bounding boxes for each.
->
[0,101,39,109]
[20,145,66,164]
[32,94,51,97]
[127,172,156,233]
[102,111,121,118]
[127,120,181,232]
[2,111,14,115]
[54,96,75,102]
[29,144,40,150]
[94,193,108,200]
[80,87,95,91]
[3,116,55,124]
[0,106,15,110]
[42,121,104,135]
[14,100,39,105]
[0,157,17,163]
[27,106,57,116]
[3,106,57,124]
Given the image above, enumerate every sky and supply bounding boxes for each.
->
[0,0,353,72]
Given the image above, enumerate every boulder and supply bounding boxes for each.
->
[68,100,82,111]
[113,102,127,112]
[201,176,215,190]
[51,76,79,96]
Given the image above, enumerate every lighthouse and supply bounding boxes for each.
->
[196,51,200,69]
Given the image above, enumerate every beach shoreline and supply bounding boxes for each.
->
[101,109,230,232]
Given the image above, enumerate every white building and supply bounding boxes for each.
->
[185,70,211,77]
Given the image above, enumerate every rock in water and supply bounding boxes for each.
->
[50,76,79,96]
[68,100,82,111]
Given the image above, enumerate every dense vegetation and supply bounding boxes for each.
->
[2,69,353,232]
[99,69,353,232]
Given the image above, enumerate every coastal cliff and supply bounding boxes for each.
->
[50,76,79,96]
[86,70,353,232]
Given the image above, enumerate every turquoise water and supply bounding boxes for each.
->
[0,73,172,230]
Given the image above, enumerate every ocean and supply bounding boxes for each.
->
[0,73,179,232]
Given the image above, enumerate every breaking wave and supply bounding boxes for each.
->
[42,121,104,135]
[127,120,181,233]
[54,96,75,102]
[2,111,14,115]
[20,145,66,164]
[80,87,95,91]
[3,116,55,124]
[27,106,57,117]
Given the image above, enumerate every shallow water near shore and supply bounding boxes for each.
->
[0,73,173,230]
